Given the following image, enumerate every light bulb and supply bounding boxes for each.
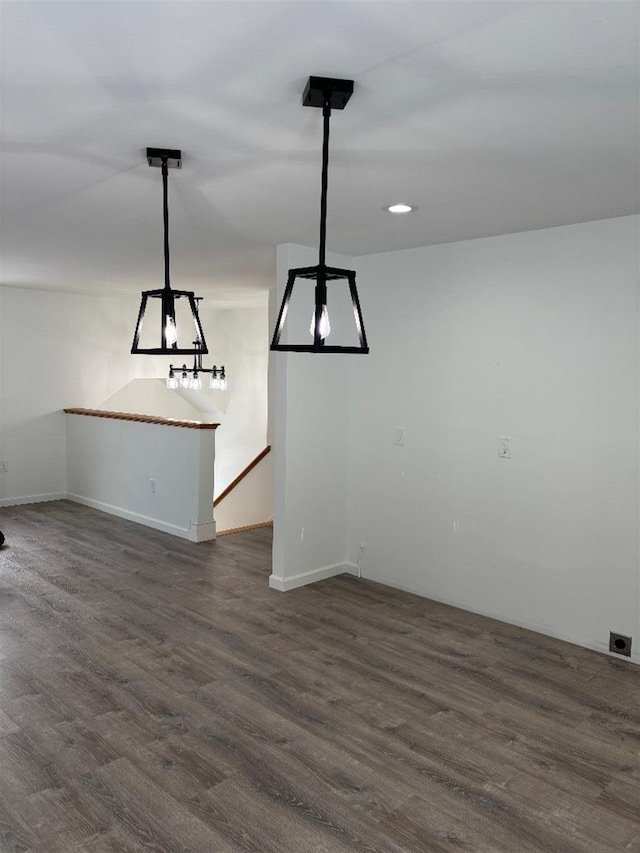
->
[166,371,178,390]
[385,203,414,214]
[189,374,201,391]
[164,316,178,345]
[209,374,219,390]
[218,371,227,391]
[180,369,189,388]
[310,305,331,339]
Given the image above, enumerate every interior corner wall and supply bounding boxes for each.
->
[347,216,639,661]
[0,285,161,506]
[271,244,353,590]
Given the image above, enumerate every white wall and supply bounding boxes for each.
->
[0,286,269,510]
[270,244,355,590]
[101,378,223,424]
[66,413,216,541]
[101,374,272,533]
[347,216,638,661]
[0,286,160,505]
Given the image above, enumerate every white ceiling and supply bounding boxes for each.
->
[3,1,638,304]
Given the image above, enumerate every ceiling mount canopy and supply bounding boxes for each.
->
[131,148,208,356]
[270,76,369,354]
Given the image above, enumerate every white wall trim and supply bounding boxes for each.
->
[0,493,67,508]
[66,493,191,540]
[269,561,359,592]
[188,519,217,542]
[362,575,639,665]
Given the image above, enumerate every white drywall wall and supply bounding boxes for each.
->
[0,287,269,513]
[347,216,638,661]
[101,378,222,424]
[270,244,354,590]
[0,286,160,505]
[66,413,216,540]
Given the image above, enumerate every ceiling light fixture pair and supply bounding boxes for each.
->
[132,75,371,361]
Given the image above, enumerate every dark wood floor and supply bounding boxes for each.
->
[0,501,638,853]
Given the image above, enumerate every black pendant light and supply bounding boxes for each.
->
[270,77,369,354]
[131,148,208,355]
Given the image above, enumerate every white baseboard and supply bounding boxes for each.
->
[66,493,191,540]
[188,519,217,542]
[269,561,359,592]
[0,492,67,508]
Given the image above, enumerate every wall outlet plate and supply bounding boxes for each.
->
[609,631,632,657]
[498,436,512,458]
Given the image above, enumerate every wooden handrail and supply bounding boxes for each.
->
[214,446,271,507]
[64,408,219,430]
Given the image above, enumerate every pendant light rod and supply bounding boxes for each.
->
[314,94,332,350]
[162,157,171,290]
[160,157,172,349]
[319,95,331,268]
[147,149,182,287]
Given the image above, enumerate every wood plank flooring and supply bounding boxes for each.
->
[0,500,638,852]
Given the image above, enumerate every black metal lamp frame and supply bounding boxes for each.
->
[270,77,369,354]
[131,148,209,356]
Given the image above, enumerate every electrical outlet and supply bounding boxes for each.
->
[498,436,512,458]
[395,427,406,446]
[0,461,8,473]
[150,478,157,494]
[609,631,631,657]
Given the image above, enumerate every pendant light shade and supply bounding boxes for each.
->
[131,148,209,356]
[270,77,369,354]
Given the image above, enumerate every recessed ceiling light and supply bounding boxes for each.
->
[385,203,416,214]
